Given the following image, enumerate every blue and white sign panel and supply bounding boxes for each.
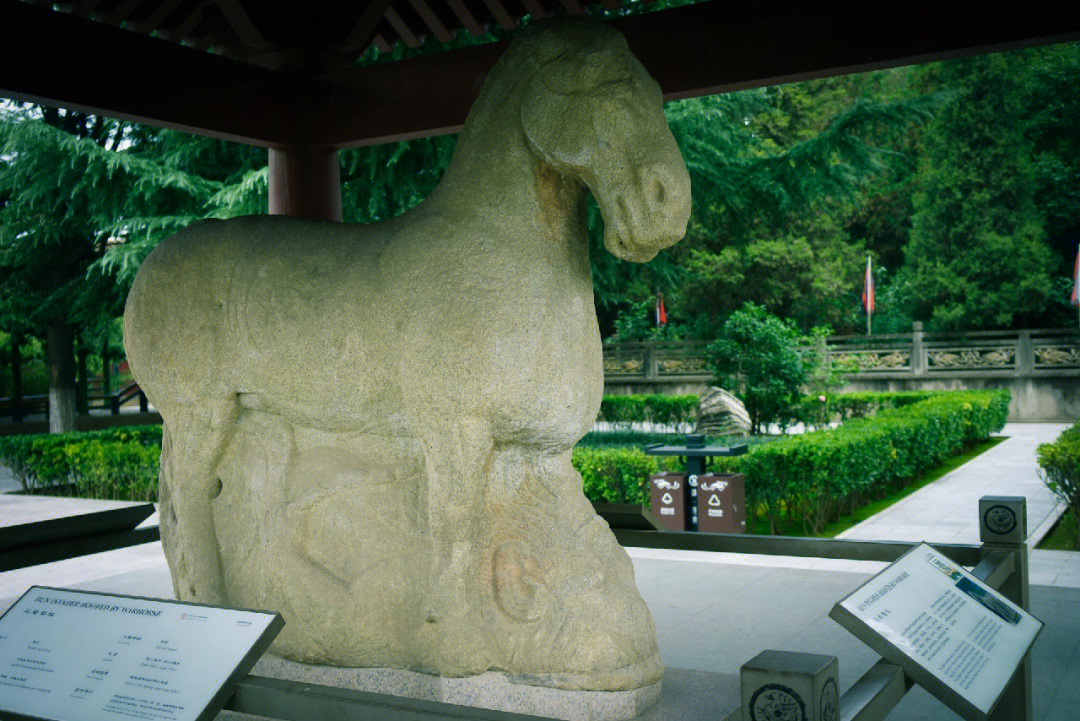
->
[0,586,282,721]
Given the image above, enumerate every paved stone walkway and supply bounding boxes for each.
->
[834,422,1080,588]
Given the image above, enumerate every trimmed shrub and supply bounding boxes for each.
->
[575,390,1009,536]
[597,395,699,430]
[0,425,162,493]
[714,390,1010,534]
[1036,422,1080,549]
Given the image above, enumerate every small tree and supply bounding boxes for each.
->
[705,303,805,434]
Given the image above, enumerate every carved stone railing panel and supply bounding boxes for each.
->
[926,346,1016,371]
[1034,345,1080,368]
[602,343,649,377]
[655,342,710,376]
[832,350,911,372]
[602,329,1080,382]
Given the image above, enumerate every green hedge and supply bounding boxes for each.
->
[597,395,699,429]
[0,426,162,499]
[789,391,938,427]
[1036,422,1080,549]
[0,391,1009,517]
[714,390,1010,534]
[575,390,1009,534]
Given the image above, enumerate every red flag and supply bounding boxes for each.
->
[656,293,667,327]
[862,256,875,314]
[1071,245,1080,306]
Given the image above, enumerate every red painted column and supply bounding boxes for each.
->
[268,145,343,222]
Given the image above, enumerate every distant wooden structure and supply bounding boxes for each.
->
[3,1,1079,223]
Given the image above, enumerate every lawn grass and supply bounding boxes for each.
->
[1037,507,1080,550]
[744,436,1009,538]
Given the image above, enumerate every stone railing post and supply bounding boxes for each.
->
[645,341,658,380]
[1017,330,1034,374]
[979,495,1031,721]
[911,322,925,376]
[741,650,839,721]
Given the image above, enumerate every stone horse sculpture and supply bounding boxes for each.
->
[124,19,690,692]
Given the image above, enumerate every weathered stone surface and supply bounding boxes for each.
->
[695,387,752,437]
[123,19,690,692]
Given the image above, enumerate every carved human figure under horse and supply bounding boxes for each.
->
[124,19,690,692]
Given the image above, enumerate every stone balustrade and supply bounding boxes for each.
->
[602,326,1080,421]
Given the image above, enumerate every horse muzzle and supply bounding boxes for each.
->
[602,161,691,263]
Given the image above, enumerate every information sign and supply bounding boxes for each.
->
[830,543,1041,720]
[0,586,282,721]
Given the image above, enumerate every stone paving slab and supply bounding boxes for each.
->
[0,492,154,527]
[3,542,1078,721]
[837,423,1070,547]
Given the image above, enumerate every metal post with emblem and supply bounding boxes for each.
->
[645,435,747,531]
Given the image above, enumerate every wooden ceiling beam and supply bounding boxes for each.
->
[5,0,1080,152]
[313,1,1080,148]
[0,1,296,146]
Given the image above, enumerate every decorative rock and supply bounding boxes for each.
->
[695,387,751,437]
[122,19,690,693]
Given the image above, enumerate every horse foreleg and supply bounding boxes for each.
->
[157,398,239,605]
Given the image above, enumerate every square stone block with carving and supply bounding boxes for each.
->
[122,17,690,699]
[980,496,1027,545]
[741,650,839,721]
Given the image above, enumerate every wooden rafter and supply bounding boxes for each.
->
[480,0,515,31]
[106,0,145,26]
[557,0,583,15]
[166,3,205,43]
[134,0,182,34]
[213,0,271,49]
[445,0,483,35]
[384,6,420,48]
[342,0,397,51]
[409,0,453,42]
[520,0,545,20]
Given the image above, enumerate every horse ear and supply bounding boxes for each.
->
[521,45,631,170]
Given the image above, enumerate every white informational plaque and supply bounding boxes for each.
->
[830,543,1042,721]
[0,586,283,721]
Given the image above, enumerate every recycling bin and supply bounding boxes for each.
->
[648,472,689,531]
[695,472,746,533]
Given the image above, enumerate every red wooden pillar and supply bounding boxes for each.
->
[268,145,343,222]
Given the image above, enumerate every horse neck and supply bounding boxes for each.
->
[427,85,588,245]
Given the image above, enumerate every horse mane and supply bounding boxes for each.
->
[457,19,634,144]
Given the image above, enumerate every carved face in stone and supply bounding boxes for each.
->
[521,22,692,262]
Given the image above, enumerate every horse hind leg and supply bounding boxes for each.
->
[157,398,239,604]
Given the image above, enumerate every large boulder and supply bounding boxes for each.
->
[695,387,751,436]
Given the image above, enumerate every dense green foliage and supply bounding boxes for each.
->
[597,394,699,430]
[714,390,1010,534]
[0,425,161,499]
[706,303,805,433]
[573,391,1009,533]
[1036,422,1080,549]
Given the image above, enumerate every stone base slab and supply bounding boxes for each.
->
[252,654,663,721]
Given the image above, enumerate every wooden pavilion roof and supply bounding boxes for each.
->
[3,1,1080,150]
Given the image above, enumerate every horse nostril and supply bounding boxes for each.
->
[652,177,666,207]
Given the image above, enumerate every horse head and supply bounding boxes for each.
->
[519,20,691,262]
